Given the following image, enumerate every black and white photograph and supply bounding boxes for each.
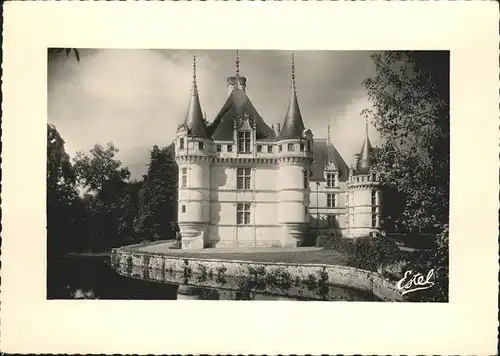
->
[47,49,449,302]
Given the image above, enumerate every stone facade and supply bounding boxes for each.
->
[174,55,382,249]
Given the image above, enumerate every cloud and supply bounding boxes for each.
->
[48,49,381,179]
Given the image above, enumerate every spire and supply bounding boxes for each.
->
[278,52,306,140]
[236,50,240,78]
[355,118,373,174]
[235,50,242,90]
[183,55,209,138]
[327,121,331,143]
[192,55,198,95]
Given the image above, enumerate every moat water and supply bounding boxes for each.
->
[47,255,376,301]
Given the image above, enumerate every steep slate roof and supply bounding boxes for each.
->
[184,89,209,138]
[183,57,209,139]
[208,88,276,141]
[277,94,306,140]
[355,135,373,174]
[310,139,350,182]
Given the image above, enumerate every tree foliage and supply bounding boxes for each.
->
[135,144,179,241]
[47,124,75,186]
[73,143,131,194]
[363,51,449,233]
[46,124,84,256]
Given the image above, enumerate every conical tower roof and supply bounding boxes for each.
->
[278,53,306,141]
[355,121,373,174]
[183,56,209,139]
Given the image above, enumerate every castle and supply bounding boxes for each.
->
[175,54,382,249]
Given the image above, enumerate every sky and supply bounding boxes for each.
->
[48,49,382,180]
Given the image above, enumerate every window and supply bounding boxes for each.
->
[227,144,233,152]
[371,207,377,227]
[267,145,273,153]
[238,131,251,152]
[198,141,204,150]
[371,190,377,205]
[307,141,311,151]
[237,203,251,225]
[327,215,336,228]
[279,145,283,152]
[181,168,187,188]
[257,144,262,152]
[327,194,336,208]
[237,168,251,190]
[180,138,184,149]
[216,144,221,152]
[300,143,305,152]
[305,206,308,215]
[181,205,186,213]
[288,143,294,151]
[326,173,335,187]
[303,170,309,189]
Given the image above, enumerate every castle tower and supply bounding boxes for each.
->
[175,56,213,249]
[346,120,382,237]
[276,53,314,247]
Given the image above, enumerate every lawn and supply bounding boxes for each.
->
[160,250,350,266]
[121,241,351,266]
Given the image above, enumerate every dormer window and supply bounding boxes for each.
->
[267,145,273,153]
[180,138,185,149]
[288,143,294,151]
[326,173,337,187]
[238,131,251,152]
[216,144,221,152]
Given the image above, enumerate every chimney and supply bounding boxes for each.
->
[275,123,281,136]
[227,76,247,96]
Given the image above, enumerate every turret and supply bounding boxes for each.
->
[346,120,381,237]
[276,53,314,247]
[175,56,212,249]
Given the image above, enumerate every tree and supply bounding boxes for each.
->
[73,143,131,194]
[48,48,80,62]
[46,124,84,255]
[47,124,75,187]
[135,144,178,241]
[116,180,143,244]
[362,51,449,233]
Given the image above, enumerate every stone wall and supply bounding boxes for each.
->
[111,248,405,302]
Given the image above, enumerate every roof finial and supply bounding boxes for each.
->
[365,116,369,137]
[192,55,198,95]
[236,50,240,77]
[291,52,296,97]
[327,121,331,143]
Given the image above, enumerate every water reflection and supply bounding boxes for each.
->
[48,256,376,301]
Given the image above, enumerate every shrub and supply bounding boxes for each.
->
[406,226,449,302]
[302,234,318,247]
[316,234,406,272]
